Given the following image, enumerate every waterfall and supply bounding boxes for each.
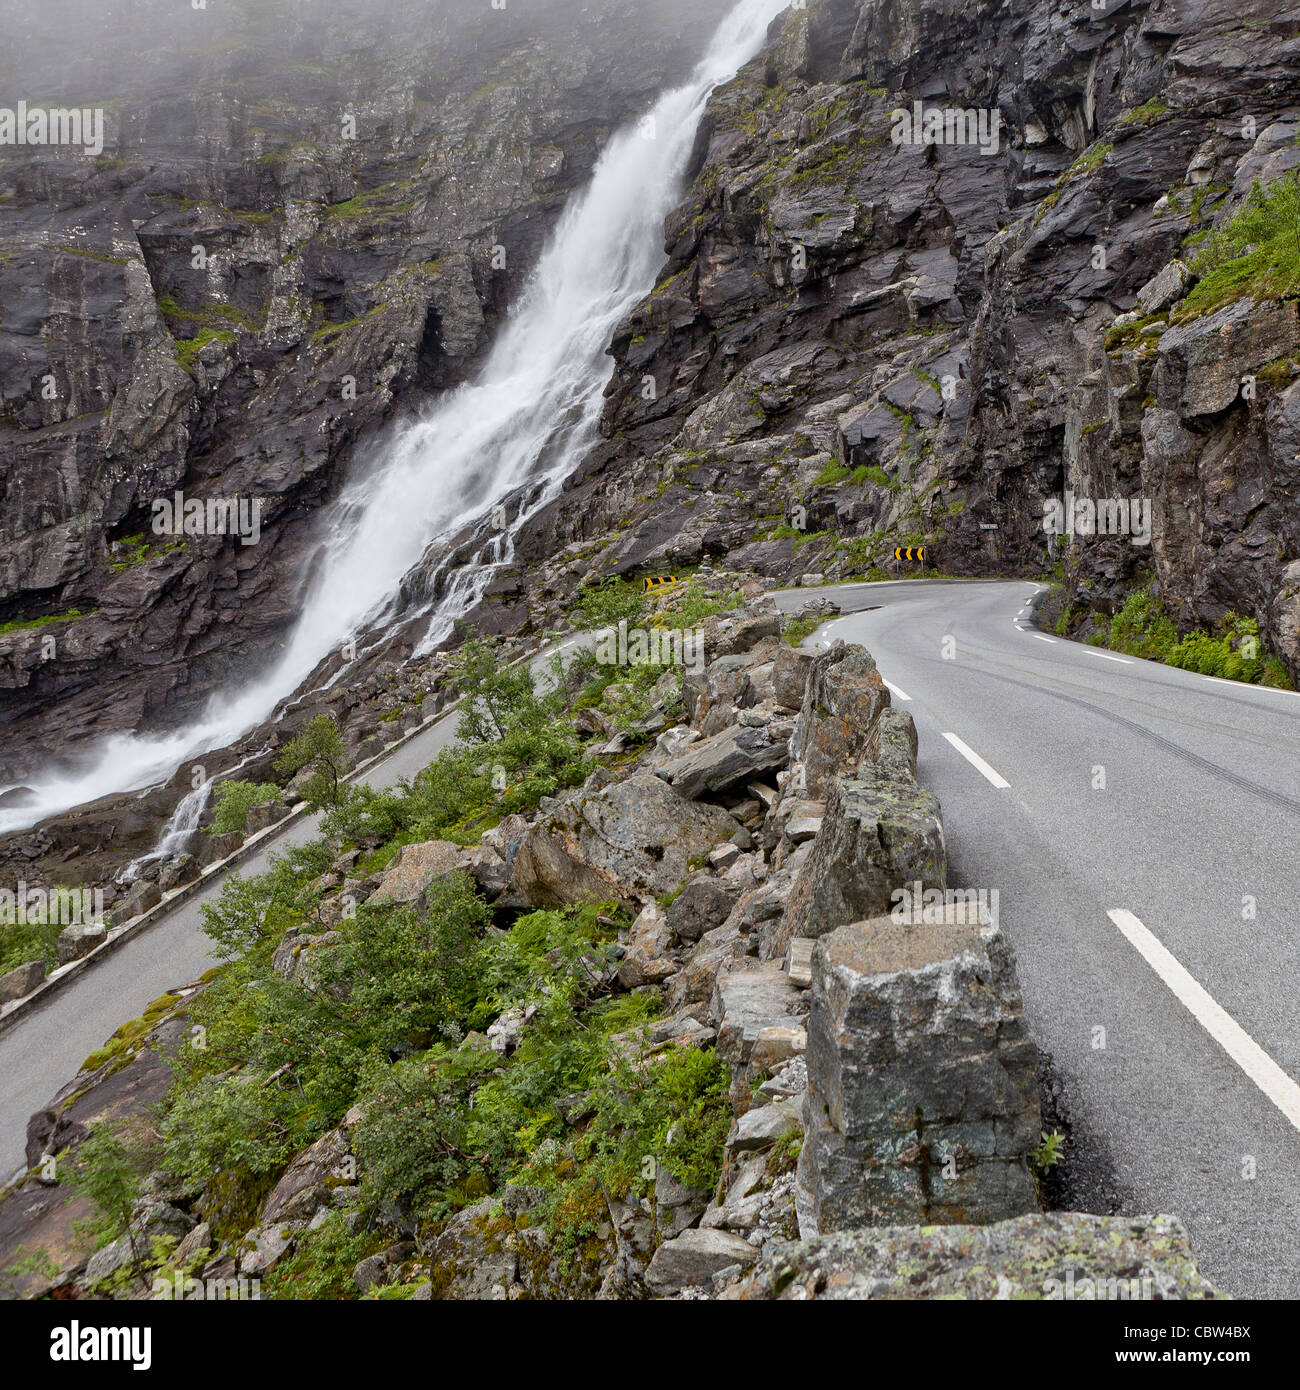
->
[0,0,789,837]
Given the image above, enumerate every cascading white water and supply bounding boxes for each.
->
[0,0,789,837]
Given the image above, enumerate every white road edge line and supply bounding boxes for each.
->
[1032,633,1055,644]
[1108,909,1300,1131]
[1083,649,1133,664]
[882,677,912,702]
[941,732,1011,789]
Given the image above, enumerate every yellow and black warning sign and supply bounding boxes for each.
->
[643,574,680,594]
[894,546,925,563]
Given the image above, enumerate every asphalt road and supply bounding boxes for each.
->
[5,581,1299,1299]
[774,578,1300,1299]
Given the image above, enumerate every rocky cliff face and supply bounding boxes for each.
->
[0,0,731,772]
[3,0,1299,860]
[512,0,1300,678]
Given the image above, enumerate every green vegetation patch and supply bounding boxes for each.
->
[0,607,93,636]
[1174,171,1300,322]
[1063,583,1293,688]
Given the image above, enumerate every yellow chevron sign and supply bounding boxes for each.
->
[643,575,680,594]
[894,546,925,563]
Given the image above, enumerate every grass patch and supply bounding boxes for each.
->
[782,616,823,646]
[0,607,91,636]
[1174,171,1300,322]
[174,328,235,375]
[1118,99,1169,126]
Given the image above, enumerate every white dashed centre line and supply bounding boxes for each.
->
[941,732,1011,789]
[1108,909,1300,1132]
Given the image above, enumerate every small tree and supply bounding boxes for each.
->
[66,1123,147,1288]
[274,714,347,809]
[444,637,540,743]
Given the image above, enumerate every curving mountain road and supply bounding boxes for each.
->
[774,578,1300,1299]
[5,579,1299,1298]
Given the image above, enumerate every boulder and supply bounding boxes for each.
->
[1135,258,1193,315]
[246,801,284,834]
[788,643,889,799]
[666,921,751,1010]
[617,901,678,989]
[158,854,200,892]
[726,1213,1222,1300]
[729,1100,803,1154]
[368,840,473,906]
[239,1222,302,1277]
[173,1221,213,1268]
[797,906,1041,1235]
[56,920,107,966]
[665,875,734,942]
[85,1201,194,1287]
[771,717,944,962]
[713,964,808,1107]
[1153,297,1300,417]
[644,1228,759,1296]
[653,1167,711,1240]
[466,845,511,900]
[113,880,162,922]
[427,1188,558,1300]
[196,832,243,869]
[701,601,782,661]
[770,644,815,711]
[352,1254,390,1293]
[261,1127,352,1224]
[0,959,46,1003]
[509,774,737,910]
[654,724,791,799]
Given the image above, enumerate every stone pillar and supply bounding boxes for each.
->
[797,904,1041,1235]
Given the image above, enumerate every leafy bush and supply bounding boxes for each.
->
[161,1074,301,1191]
[0,919,61,975]
[1107,587,1178,659]
[353,1052,488,1218]
[520,1042,732,1249]
[209,780,282,835]
[782,616,822,647]
[570,577,646,630]
[444,637,542,744]
[66,1123,144,1254]
[650,577,742,630]
[329,873,492,1050]
[1090,587,1293,688]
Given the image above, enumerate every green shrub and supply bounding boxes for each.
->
[161,1074,300,1192]
[570,578,646,629]
[264,1210,377,1300]
[782,616,822,646]
[200,842,332,960]
[210,780,282,835]
[1087,588,1293,689]
[0,919,61,975]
